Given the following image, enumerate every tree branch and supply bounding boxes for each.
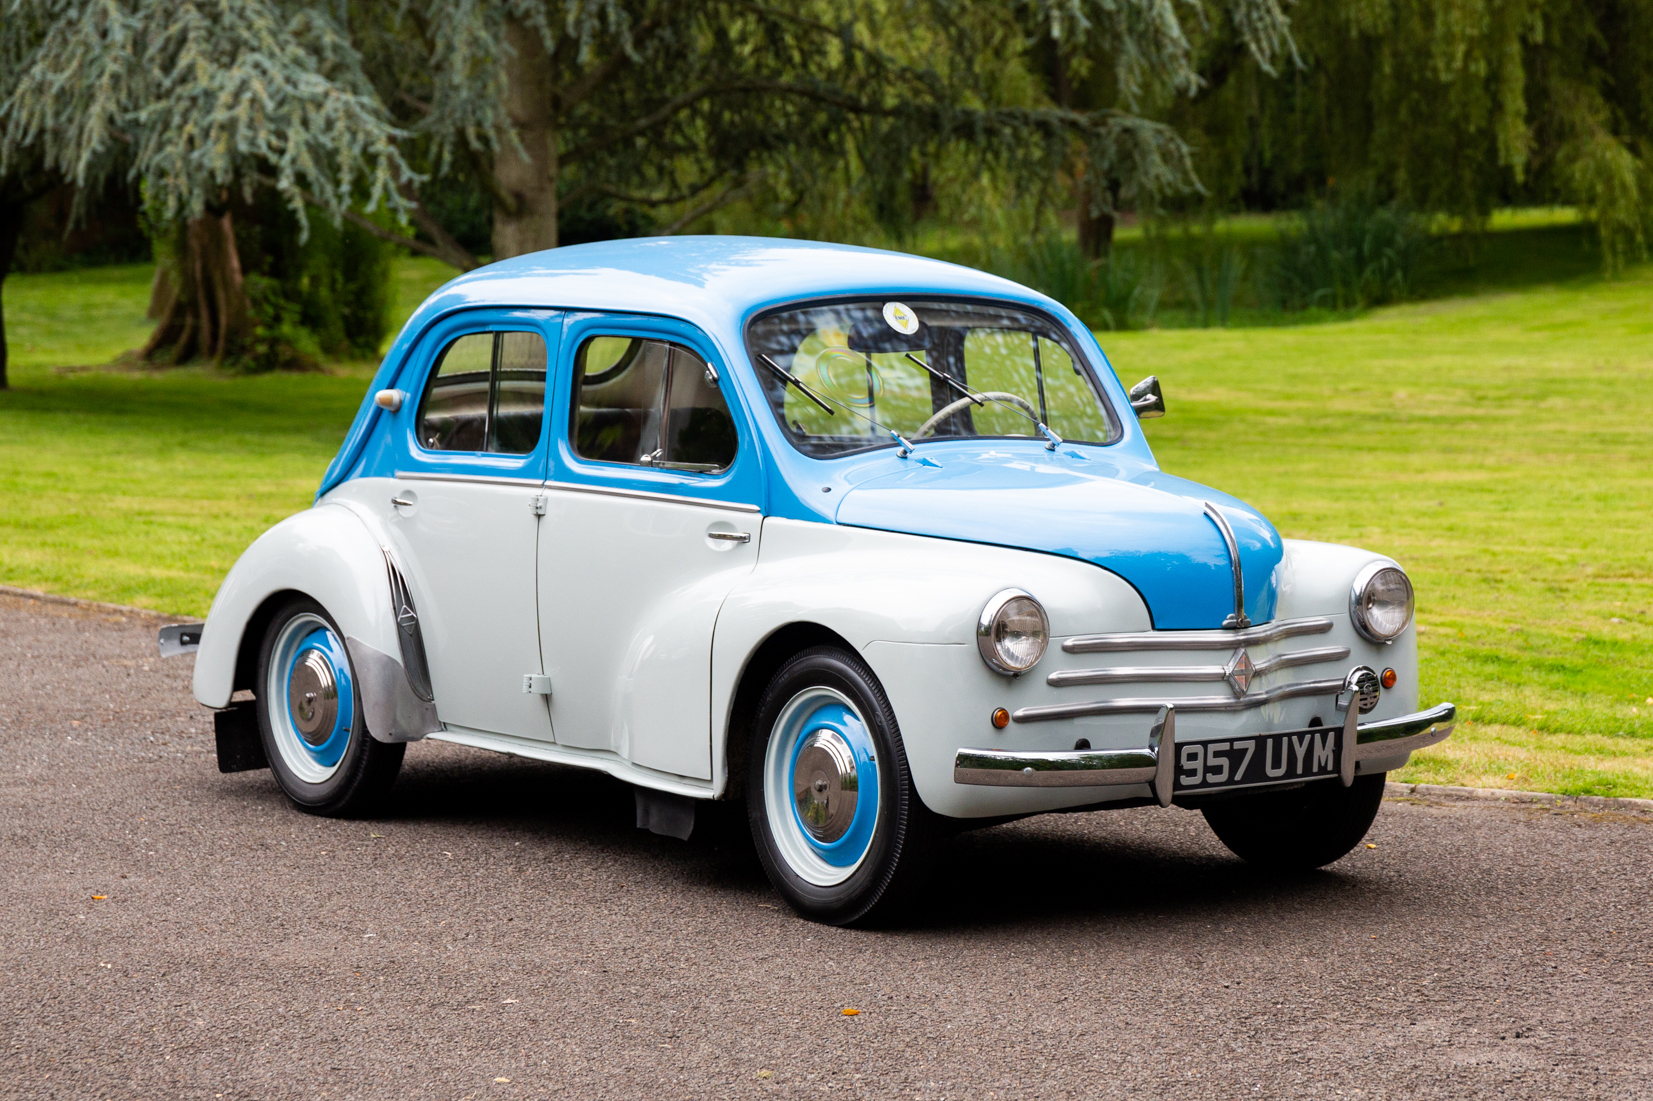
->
[555,15,662,110]
[661,170,765,235]
[561,84,722,165]
[283,181,477,271]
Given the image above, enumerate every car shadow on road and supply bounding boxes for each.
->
[371,744,1372,932]
[915,816,1371,932]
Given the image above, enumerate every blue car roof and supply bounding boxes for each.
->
[318,235,1155,506]
[407,235,1060,333]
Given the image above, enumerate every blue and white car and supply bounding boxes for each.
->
[170,237,1454,925]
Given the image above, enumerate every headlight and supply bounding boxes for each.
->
[977,589,1049,675]
[1350,563,1415,643]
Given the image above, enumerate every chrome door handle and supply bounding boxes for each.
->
[706,531,751,543]
[391,497,415,507]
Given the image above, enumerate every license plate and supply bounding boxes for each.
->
[1174,727,1341,793]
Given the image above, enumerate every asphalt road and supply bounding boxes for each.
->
[4,592,1651,1101]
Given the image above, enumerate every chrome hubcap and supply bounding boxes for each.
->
[289,650,339,745]
[792,729,858,842]
[762,686,881,887]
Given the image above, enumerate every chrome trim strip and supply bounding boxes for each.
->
[1011,677,1347,723]
[1046,645,1351,687]
[394,472,763,514]
[544,479,763,514]
[396,471,542,489]
[1204,502,1251,630]
[1063,616,1334,654]
[954,703,1454,789]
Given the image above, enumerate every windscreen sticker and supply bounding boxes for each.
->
[882,301,919,335]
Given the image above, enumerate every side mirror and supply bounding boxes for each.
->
[1129,376,1164,419]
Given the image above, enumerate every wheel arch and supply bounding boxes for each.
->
[192,504,437,743]
[718,621,855,801]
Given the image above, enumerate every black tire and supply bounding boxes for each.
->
[1202,772,1387,871]
[745,646,937,926]
[256,596,404,817]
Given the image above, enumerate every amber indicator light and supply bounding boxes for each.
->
[1381,667,1397,689]
[990,707,1011,729]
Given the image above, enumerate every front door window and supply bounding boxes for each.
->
[572,336,737,471]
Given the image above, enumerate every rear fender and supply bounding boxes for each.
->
[193,504,439,743]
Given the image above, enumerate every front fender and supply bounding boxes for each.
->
[710,518,1153,809]
[193,503,439,743]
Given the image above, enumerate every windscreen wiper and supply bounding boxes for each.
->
[904,353,984,406]
[758,354,835,416]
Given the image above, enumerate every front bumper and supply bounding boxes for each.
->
[953,702,1455,801]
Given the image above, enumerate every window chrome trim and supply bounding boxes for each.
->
[1046,645,1350,687]
[1062,616,1334,654]
[1010,676,1348,723]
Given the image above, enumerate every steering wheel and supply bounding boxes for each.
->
[914,391,1041,438]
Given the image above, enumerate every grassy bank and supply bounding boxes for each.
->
[0,236,1648,797]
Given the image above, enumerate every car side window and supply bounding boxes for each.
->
[572,336,737,471]
[417,330,547,454]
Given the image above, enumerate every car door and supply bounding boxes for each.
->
[537,313,762,780]
[382,310,560,743]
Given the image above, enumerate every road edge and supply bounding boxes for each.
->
[1387,780,1653,816]
[0,583,190,623]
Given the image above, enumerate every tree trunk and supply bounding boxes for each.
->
[0,196,24,390]
[1077,198,1116,261]
[140,210,252,366]
[491,18,559,259]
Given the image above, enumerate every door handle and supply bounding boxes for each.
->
[706,531,751,543]
[391,497,415,507]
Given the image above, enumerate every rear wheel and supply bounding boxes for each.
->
[1202,772,1387,871]
[256,597,404,816]
[746,646,936,926]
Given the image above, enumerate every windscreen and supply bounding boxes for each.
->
[745,299,1119,457]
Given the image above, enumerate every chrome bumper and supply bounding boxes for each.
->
[953,702,1456,797]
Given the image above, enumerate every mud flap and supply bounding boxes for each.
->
[214,700,267,773]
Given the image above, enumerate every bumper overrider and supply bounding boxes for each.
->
[953,691,1454,805]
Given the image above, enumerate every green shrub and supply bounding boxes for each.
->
[1269,189,1428,311]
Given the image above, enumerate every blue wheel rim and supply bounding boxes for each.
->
[266,613,355,784]
[283,627,354,768]
[787,701,879,868]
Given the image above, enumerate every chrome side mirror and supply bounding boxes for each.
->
[1129,376,1164,419]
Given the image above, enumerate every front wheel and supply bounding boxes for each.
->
[256,597,404,817]
[746,646,936,926]
[1202,772,1387,871]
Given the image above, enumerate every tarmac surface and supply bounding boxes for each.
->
[3,591,1651,1100]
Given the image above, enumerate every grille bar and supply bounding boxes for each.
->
[1063,616,1334,654]
[1046,645,1351,688]
[1012,677,1347,724]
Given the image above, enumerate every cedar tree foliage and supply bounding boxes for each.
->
[0,0,1295,366]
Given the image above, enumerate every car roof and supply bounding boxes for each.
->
[406,235,1060,337]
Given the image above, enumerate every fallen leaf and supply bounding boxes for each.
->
[493,1077,511,1084]
[756,1070,773,1079]
[371,833,386,838]
[1507,772,1517,779]
[1364,844,1376,850]
[841,1008,860,1016]
[91,895,107,900]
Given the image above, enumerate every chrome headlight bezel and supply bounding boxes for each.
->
[977,589,1050,676]
[1349,562,1415,644]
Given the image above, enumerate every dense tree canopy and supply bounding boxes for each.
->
[0,0,1294,369]
[1171,0,1653,266]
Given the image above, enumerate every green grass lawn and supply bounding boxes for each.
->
[1,237,1648,797]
